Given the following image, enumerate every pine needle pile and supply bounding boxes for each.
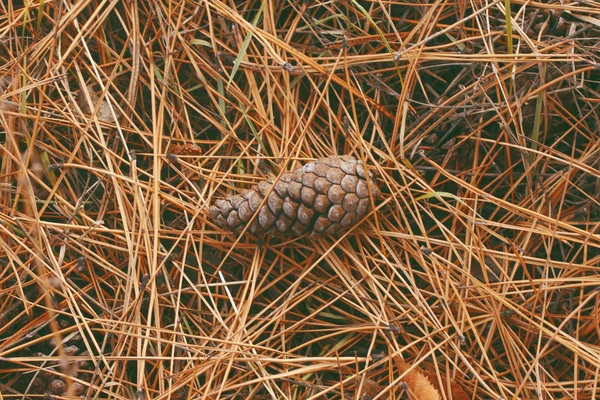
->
[1,0,599,398]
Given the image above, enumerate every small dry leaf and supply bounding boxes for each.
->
[169,143,202,156]
[359,376,384,399]
[339,361,468,400]
[397,361,440,400]
[340,365,385,399]
[423,370,470,400]
[79,83,120,123]
[471,254,501,283]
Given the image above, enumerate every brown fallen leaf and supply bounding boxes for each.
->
[471,254,502,283]
[423,370,470,400]
[341,361,446,400]
[79,83,121,123]
[396,360,440,400]
[169,143,202,156]
[340,365,385,399]
[338,360,468,400]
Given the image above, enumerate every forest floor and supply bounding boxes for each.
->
[1,0,600,398]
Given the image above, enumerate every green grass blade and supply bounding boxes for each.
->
[505,0,513,54]
[227,0,266,89]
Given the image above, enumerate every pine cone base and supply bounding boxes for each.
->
[210,155,378,236]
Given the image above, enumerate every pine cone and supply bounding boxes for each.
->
[210,155,378,236]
